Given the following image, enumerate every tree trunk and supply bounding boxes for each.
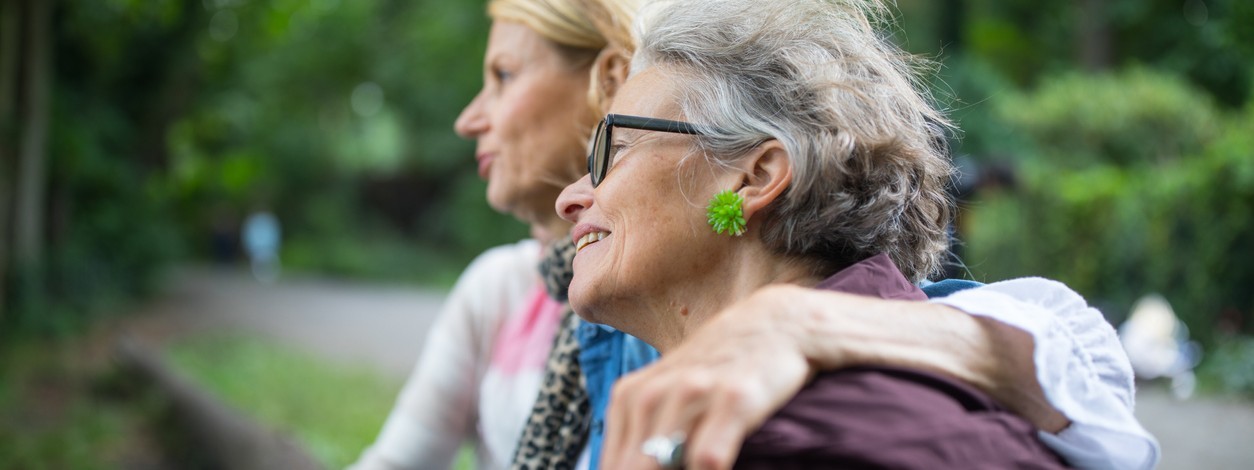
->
[14,0,50,269]
[938,0,965,55]
[0,0,22,324]
[1077,0,1111,71]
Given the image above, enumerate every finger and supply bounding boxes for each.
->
[644,372,714,463]
[621,370,703,470]
[684,351,811,470]
[603,374,660,469]
[601,377,633,469]
[684,385,758,470]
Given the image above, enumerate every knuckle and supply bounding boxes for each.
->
[720,384,766,413]
[613,375,646,399]
[616,379,663,408]
[677,373,716,396]
[691,447,733,470]
[720,383,750,404]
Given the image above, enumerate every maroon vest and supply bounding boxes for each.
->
[735,254,1069,469]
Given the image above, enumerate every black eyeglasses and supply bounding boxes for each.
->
[587,114,707,187]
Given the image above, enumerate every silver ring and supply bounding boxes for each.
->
[641,432,686,469]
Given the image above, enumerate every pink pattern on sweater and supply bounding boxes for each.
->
[490,284,564,375]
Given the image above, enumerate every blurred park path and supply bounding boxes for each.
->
[126,267,447,378]
[1135,386,1254,470]
[125,267,1254,470]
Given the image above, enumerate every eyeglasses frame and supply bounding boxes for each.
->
[588,113,707,188]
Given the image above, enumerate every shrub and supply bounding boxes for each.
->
[963,71,1254,344]
[997,67,1221,168]
[1198,335,1254,397]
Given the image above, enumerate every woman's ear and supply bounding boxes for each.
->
[591,47,631,113]
[736,140,792,222]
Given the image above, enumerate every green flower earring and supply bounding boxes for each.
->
[707,190,747,236]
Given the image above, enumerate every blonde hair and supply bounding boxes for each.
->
[488,0,607,55]
[577,0,641,54]
[574,0,643,113]
[488,0,642,118]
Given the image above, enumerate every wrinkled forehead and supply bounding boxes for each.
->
[608,66,686,122]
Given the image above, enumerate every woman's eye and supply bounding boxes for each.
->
[493,67,513,84]
[608,144,626,159]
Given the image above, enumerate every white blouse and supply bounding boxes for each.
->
[351,239,556,470]
[933,277,1161,470]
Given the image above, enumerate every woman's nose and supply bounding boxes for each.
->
[454,90,489,138]
[556,174,595,224]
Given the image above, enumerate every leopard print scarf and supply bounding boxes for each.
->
[510,238,590,469]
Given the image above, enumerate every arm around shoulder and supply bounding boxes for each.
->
[931,277,1160,470]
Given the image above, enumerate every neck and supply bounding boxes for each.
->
[530,214,572,246]
[644,244,822,354]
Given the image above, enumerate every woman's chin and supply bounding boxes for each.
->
[485,189,539,227]
[567,276,608,325]
[484,185,512,216]
[566,276,591,315]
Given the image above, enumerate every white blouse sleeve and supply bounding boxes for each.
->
[350,240,538,470]
[930,277,1160,470]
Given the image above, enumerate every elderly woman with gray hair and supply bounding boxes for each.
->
[555,0,1114,468]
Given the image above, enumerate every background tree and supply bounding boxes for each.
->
[0,0,1248,348]
[0,0,19,326]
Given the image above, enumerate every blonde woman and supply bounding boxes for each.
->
[350,1,606,467]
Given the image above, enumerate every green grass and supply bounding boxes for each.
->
[0,328,478,469]
[0,338,160,470]
[164,334,399,467]
[164,333,476,469]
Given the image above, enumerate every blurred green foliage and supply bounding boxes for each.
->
[0,338,165,469]
[998,68,1220,168]
[891,0,1254,346]
[1,0,1249,364]
[4,0,528,335]
[947,0,1253,104]
[963,70,1254,343]
[1199,335,1254,397]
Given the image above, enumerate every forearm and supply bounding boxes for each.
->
[769,284,1069,432]
[930,278,1157,469]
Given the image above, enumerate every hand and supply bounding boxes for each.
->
[599,285,814,470]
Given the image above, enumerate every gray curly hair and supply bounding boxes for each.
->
[633,0,953,281]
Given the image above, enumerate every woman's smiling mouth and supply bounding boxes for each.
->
[575,231,610,252]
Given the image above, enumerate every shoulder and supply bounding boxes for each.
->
[966,277,1089,308]
[743,368,996,446]
[441,239,541,328]
[464,239,541,274]
[737,368,1067,469]
[920,278,983,298]
[455,239,541,289]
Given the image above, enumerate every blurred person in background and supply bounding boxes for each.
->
[352,0,1158,469]
[1120,294,1202,399]
[241,209,281,283]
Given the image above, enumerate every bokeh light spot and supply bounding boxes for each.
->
[1184,0,1209,27]
[351,82,385,117]
[210,10,239,42]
